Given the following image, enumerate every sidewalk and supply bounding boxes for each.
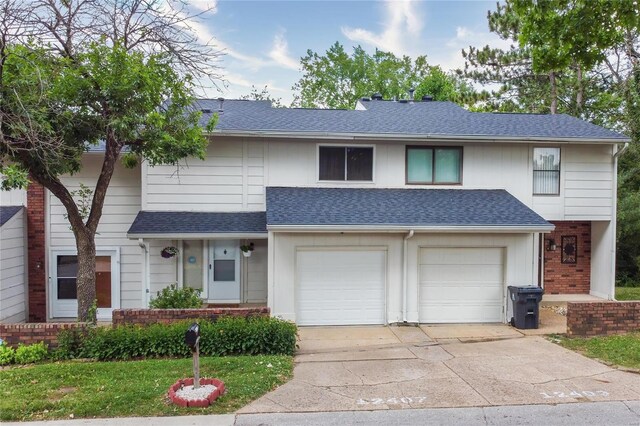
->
[4,401,640,426]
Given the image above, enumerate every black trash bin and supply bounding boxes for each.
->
[508,286,544,329]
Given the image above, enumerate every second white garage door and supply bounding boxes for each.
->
[296,249,386,326]
[419,247,504,323]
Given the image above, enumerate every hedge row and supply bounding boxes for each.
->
[56,316,297,361]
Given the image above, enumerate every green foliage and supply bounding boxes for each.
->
[14,342,48,364]
[240,85,284,107]
[292,42,474,109]
[0,343,15,366]
[56,316,297,361]
[149,284,203,309]
[86,299,98,326]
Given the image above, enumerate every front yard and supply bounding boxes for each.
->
[554,333,640,371]
[0,355,293,421]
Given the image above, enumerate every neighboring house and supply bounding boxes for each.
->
[0,205,27,323]
[25,97,629,325]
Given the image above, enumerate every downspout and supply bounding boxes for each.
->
[614,142,629,159]
[138,239,150,307]
[402,230,415,323]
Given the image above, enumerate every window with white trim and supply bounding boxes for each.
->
[318,146,373,181]
[533,147,560,195]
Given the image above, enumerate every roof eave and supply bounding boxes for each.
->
[127,232,268,240]
[266,224,555,233]
[207,129,629,144]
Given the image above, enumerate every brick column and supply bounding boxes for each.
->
[543,221,591,294]
[27,181,47,322]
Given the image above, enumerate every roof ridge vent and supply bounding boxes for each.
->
[371,92,383,100]
[217,97,224,113]
[422,95,433,102]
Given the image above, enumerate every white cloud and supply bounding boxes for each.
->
[341,0,424,57]
[190,0,218,14]
[268,30,299,71]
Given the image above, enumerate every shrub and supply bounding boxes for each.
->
[73,316,297,361]
[149,284,203,309]
[54,328,87,360]
[14,342,48,364]
[0,343,15,365]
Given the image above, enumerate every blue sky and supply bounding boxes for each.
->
[187,1,511,104]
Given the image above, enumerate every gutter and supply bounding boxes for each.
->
[208,130,631,145]
[266,224,556,233]
[127,232,268,240]
[402,230,414,323]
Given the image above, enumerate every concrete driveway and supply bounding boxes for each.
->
[239,325,640,413]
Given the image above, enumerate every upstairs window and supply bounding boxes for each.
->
[533,147,560,195]
[318,146,374,181]
[406,146,462,184]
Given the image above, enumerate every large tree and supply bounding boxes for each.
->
[292,42,474,109]
[0,0,220,320]
[464,0,640,282]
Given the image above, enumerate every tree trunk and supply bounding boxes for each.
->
[549,71,558,114]
[576,65,584,112]
[75,228,97,321]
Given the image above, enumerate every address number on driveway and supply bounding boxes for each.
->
[356,397,427,405]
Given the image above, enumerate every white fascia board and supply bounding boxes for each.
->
[266,224,555,233]
[208,130,630,145]
[127,232,268,240]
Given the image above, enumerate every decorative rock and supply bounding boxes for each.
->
[168,378,225,408]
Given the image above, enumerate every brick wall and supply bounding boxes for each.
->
[27,181,47,322]
[0,322,88,348]
[544,221,591,294]
[112,307,270,326]
[567,302,640,336]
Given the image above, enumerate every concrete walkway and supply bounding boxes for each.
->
[239,324,640,413]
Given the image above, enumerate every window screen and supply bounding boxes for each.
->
[319,146,373,181]
[533,147,560,195]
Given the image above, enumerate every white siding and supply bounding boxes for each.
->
[0,208,27,322]
[144,137,265,211]
[245,239,267,303]
[48,156,142,311]
[148,239,178,300]
[0,175,26,207]
[267,139,615,221]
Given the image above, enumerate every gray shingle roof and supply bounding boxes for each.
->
[127,211,267,235]
[266,187,552,229]
[0,206,22,227]
[194,99,627,141]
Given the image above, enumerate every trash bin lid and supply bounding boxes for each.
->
[507,285,544,294]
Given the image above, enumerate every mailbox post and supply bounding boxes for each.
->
[185,323,200,389]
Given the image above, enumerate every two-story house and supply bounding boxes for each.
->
[29,97,628,325]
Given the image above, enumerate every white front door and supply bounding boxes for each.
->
[209,240,241,302]
[50,248,120,320]
[295,249,386,326]
[419,247,504,323]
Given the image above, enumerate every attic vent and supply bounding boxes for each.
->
[360,97,371,101]
[371,93,383,100]
[422,95,433,102]
[217,97,224,113]
[200,109,212,114]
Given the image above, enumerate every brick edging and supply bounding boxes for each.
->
[567,301,640,336]
[0,322,88,348]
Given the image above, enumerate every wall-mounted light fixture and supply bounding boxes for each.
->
[547,239,557,252]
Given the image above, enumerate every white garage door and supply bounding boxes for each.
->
[296,249,386,326]
[419,247,504,323]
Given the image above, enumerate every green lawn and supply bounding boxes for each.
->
[616,286,640,301]
[554,333,640,370]
[0,355,293,421]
